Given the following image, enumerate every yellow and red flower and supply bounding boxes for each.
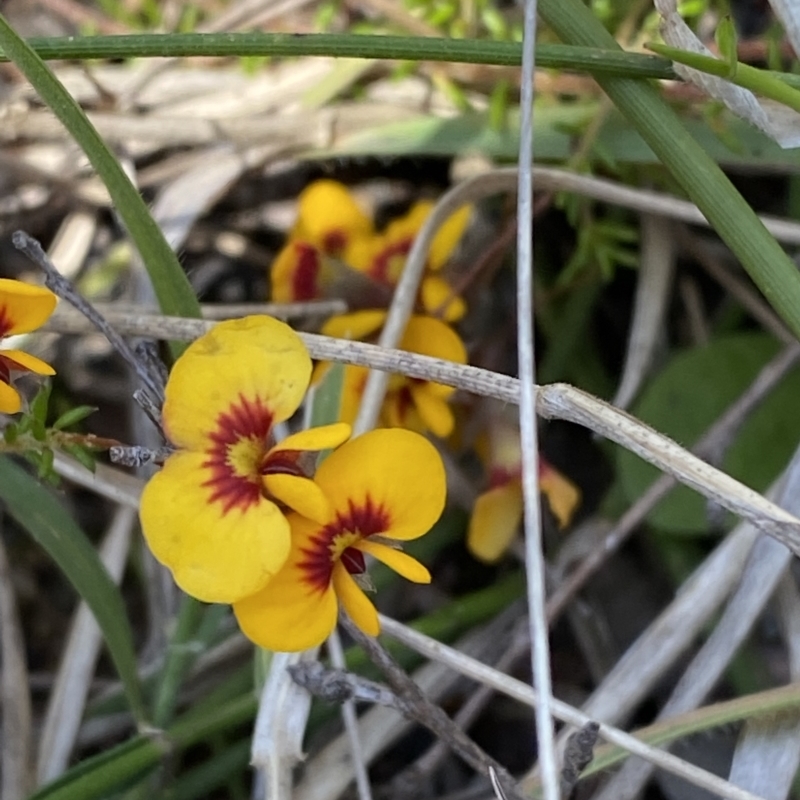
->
[467,412,580,563]
[270,180,469,321]
[319,314,467,438]
[139,316,350,604]
[233,428,445,651]
[0,278,57,414]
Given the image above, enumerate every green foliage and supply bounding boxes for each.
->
[617,334,800,533]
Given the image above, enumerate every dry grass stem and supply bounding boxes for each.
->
[36,507,136,784]
[378,616,768,800]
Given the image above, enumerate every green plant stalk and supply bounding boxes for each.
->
[648,41,800,113]
[6,33,674,78]
[151,595,207,728]
[28,694,257,800]
[0,15,201,353]
[537,0,800,342]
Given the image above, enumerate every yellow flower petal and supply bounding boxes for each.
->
[332,562,379,636]
[263,473,332,523]
[321,310,387,341]
[409,384,455,438]
[233,514,339,651]
[467,481,524,563]
[315,429,446,542]
[1,349,56,376]
[339,365,368,426]
[162,316,311,451]
[428,204,471,271]
[420,275,466,322]
[274,422,351,452]
[0,380,21,414]
[294,180,373,256]
[359,540,431,583]
[344,235,382,274]
[384,201,431,246]
[540,461,581,528]
[400,316,466,370]
[140,451,291,603]
[0,279,57,336]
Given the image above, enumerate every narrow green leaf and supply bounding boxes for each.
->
[715,16,738,76]
[0,456,145,720]
[52,405,98,430]
[0,15,201,356]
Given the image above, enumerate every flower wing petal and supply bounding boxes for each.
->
[1,349,56,376]
[332,562,379,636]
[315,429,446,541]
[321,310,387,340]
[401,316,466,368]
[140,451,291,603]
[467,481,524,563]
[359,540,431,583]
[0,280,57,336]
[263,473,332,523]
[233,514,339,651]
[409,384,455,438]
[162,316,311,450]
[420,276,466,322]
[274,422,351,452]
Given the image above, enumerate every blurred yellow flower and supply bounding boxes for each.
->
[270,180,469,321]
[319,314,467,438]
[139,316,350,604]
[0,278,57,414]
[233,428,446,651]
[467,414,580,563]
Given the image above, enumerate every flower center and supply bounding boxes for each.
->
[298,496,391,592]
[202,393,274,514]
[322,229,347,257]
[369,238,411,285]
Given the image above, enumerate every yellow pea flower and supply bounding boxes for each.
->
[233,428,446,651]
[467,414,581,563]
[0,278,57,414]
[139,316,350,604]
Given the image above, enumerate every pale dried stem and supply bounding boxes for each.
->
[44,311,800,552]
[378,616,766,800]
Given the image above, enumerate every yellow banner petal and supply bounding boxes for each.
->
[315,428,446,542]
[140,451,291,603]
[1,349,55,376]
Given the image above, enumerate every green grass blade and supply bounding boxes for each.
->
[3,33,675,78]
[538,0,800,342]
[0,15,200,347]
[0,456,145,722]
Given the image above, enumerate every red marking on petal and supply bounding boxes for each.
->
[201,394,273,514]
[292,243,322,301]
[297,496,391,592]
[489,466,520,488]
[322,229,347,257]
[369,238,411,285]
[0,305,11,338]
